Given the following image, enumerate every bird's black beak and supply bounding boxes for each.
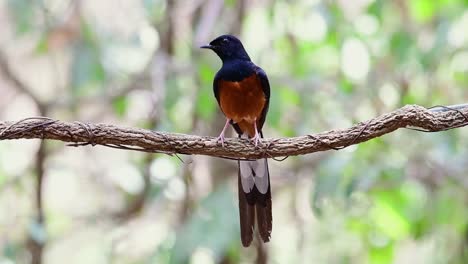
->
[200,44,214,50]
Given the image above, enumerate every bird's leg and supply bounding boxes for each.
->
[251,121,261,147]
[216,118,231,147]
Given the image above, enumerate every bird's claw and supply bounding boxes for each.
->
[215,118,230,147]
[251,133,261,147]
[216,134,226,147]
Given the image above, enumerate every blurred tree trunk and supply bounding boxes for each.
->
[27,140,46,264]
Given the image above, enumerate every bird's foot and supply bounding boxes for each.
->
[215,118,231,147]
[216,133,226,147]
[251,120,262,147]
[251,132,261,147]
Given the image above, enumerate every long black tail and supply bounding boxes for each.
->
[238,158,272,247]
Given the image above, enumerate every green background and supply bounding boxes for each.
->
[0,0,468,263]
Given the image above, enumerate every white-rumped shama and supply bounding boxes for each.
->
[201,35,272,247]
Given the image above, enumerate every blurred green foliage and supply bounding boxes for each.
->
[1,0,468,264]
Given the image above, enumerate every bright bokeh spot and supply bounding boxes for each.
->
[379,83,400,108]
[190,247,215,264]
[450,51,468,71]
[293,11,328,43]
[341,38,371,81]
[164,177,186,201]
[354,14,379,36]
[109,164,144,194]
[448,11,468,48]
[150,157,176,182]
[139,24,159,51]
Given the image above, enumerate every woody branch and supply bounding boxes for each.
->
[0,104,467,160]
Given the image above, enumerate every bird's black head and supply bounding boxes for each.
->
[201,35,251,62]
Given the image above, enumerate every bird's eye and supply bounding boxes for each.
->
[222,38,228,43]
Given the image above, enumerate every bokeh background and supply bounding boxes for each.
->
[1,0,468,263]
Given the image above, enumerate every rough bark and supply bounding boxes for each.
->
[0,104,467,160]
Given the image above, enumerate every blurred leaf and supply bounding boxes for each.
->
[35,36,49,54]
[274,37,294,75]
[314,170,341,205]
[143,0,167,22]
[399,181,427,222]
[224,243,241,263]
[149,236,173,264]
[370,189,412,240]
[325,28,339,47]
[165,79,179,114]
[267,86,301,135]
[267,88,281,128]
[401,93,418,105]
[112,96,128,117]
[296,41,322,77]
[195,88,216,120]
[433,185,468,231]
[390,31,413,64]
[280,127,296,137]
[7,0,35,34]
[198,63,216,84]
[279,86,300,105]
[2,242,17,259]
[196,64,217,120]
[338,78,355,94]
[225,0,237,7]
[379,168,405,186]
[453,71,468,85]
[71,40,105,95]
[348,217,370,234]
[355,137,387,161]
[369,242,394,264]
[409,0,437,23]
[169,185,238,264]
[313,157,349,215]
[80,20,98,47]
[367,0,384,18]
[70,21,104,94]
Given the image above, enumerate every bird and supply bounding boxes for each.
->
[201,35,272,247]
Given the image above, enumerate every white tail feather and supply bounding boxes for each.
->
[253,159,269,194]
[239,133,269,194]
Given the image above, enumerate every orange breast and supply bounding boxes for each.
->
[218,74,266,137]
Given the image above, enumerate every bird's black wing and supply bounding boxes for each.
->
[254,65,270,131]
[213,72,222,106]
